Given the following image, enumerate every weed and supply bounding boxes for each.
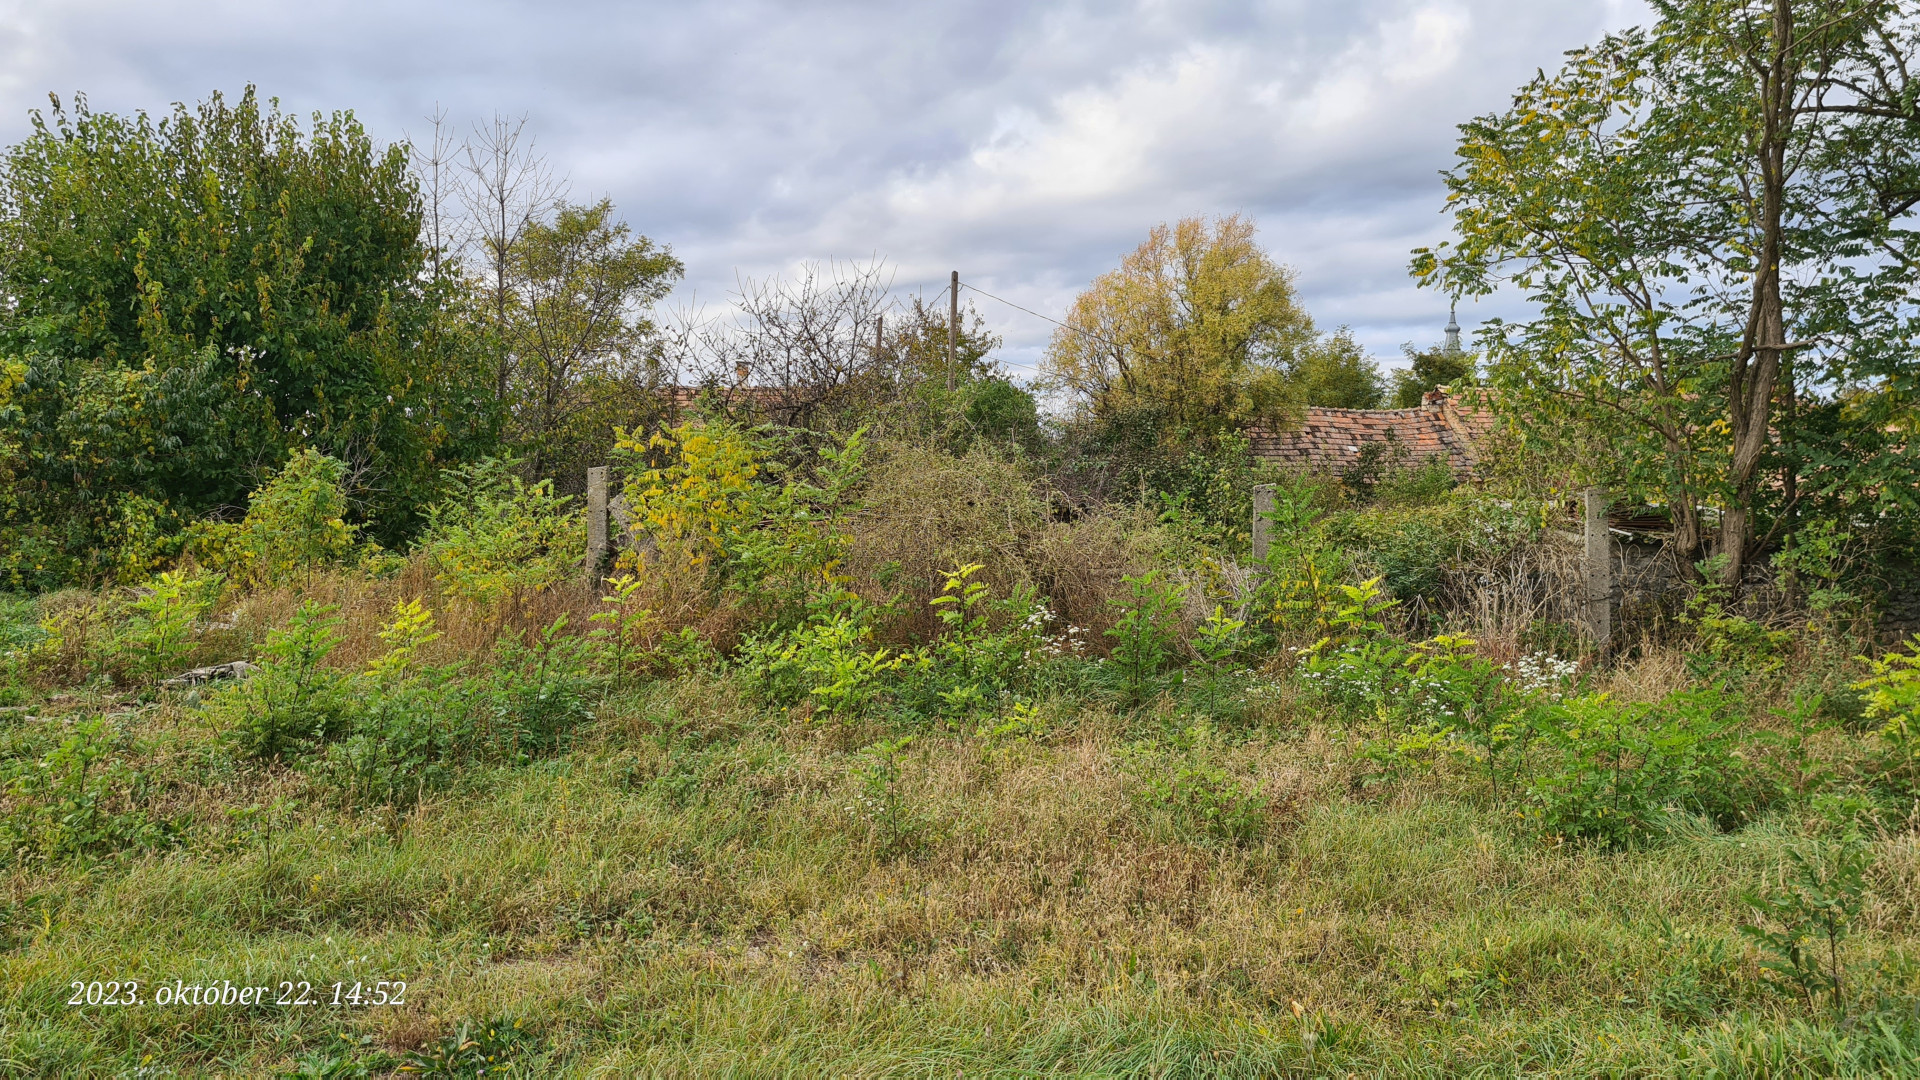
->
[1524,688,1763,847]
[216,601,352,761]
[1107,570,1186,707]
[1741,830,1872,1018]
[851,736,929,858]
[400,1017,544,1076]
[116,569,224,685]
[1132,756,1269,847]
[0,718,182,864]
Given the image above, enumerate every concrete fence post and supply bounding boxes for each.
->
[1251,485,1275,563]
[1582,487,1612,651]
[587,466,609,581]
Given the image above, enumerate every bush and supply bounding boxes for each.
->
[1524,688,1765,848]
[186,449,360,587]
[482,617,598,761]
[214,601,353,761]
[1130,752,1269,847]
[115,569,224,685]
[0,719,183,865]
[1106,570,1186,707]
[420,457,581,613]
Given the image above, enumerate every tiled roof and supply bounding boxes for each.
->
[1247,388,1493,478]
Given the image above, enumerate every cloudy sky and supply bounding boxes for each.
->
[0,0,1645,379]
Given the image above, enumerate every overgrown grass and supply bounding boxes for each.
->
[4,439,1919,1074]
[4,652,1920,1074]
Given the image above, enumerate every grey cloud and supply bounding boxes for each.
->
[0,0,1649,376]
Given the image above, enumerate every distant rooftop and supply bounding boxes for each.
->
[1247,388,1492,478]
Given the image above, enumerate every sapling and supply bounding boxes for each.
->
[1107,571,1186,708]
[1741,831,1872,1018]
[1191,606,1245,719]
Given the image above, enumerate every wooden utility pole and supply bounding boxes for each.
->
[1581,488,1612,652]
[947,270,959,391]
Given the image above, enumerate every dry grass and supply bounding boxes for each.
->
[4,657,1918,1074]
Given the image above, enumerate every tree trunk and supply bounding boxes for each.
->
[1717,0,1795,589]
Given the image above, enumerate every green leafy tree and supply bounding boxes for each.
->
[1391,343,1475,408]
[505,198,683,481]
[1415,0,1920,584]
[0,88,497,582]
[1295,328,1385,409]
[1044,215,1316,444]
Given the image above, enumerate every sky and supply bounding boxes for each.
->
[0,0,1647,380]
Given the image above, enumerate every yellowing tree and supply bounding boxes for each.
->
[1043,215,1321,441]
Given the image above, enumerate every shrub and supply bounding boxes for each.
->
[737,589,910,720]
[115,569,224,685]
[913,563,1049,721]
[1189,605,1247,720]
[482,617,598,761]
[1524,688,1764,848]
[419,457,581,613]
[215,601,353,761]
[0,719,183,865]
[186,449,360,586]
[1853,636,1920,796]
[1107,570,1186,707]
[1741,830,1872,1017]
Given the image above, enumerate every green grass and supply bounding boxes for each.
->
[3,656,1919,1076]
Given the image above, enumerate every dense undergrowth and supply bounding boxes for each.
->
[4,425,1920,1075]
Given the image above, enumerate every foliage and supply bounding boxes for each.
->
[918,563,1050,721]
[1741,830,1872,1017]
[1415,1,1920,581]
[1293,328,1385,410]
[1391,343,1475,408]
[1854,636,1920,796]
[0,89,496,580]
[504,199,684,481]
[850,736,929,859]
[1254,478,1355,642]
[420,457,581,611]
[1524,689,1763,848]
[0,719,182,865]
[1189,605,1247,719]
[615,419,770,581]
[1131,753,1269,847]
[115,569,224,685]
[741,565,1049,726]
[590,574,656,688]
[1044,214,1396,450]
[1106,571,1187,707]
[616,420,869,629]
[187,450,361,587]
[215,601,351,761]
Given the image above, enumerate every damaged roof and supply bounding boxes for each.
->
[1247,389,1494,478]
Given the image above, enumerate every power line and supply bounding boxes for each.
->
[958,281,1124,354]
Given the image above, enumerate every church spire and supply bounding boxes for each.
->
[1444,302,1462,355]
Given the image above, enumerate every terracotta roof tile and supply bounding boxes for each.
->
[1246,389,1488,478]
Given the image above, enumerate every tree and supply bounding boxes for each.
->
[1391,344,1475,408]
[506,199,683,480]
[1296,329,1385,409]
[1043,215,1317,444]
[1416,0,1920,585]
[0,88,495,582]
[462,114,564,406]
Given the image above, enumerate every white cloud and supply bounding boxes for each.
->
[0,0,1647,376]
